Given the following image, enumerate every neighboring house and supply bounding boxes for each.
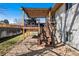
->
[52,3,79,50]
[25,18,38,27]
[24,18,45,27]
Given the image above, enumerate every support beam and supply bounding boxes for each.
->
[22,9,25,39]
[47,10,56,47]
[48,10,52,45]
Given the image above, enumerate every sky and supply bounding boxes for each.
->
[0,3,54,24]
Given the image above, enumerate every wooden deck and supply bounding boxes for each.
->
[0,24,40,31]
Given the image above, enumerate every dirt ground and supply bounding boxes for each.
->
[5,36,79,56]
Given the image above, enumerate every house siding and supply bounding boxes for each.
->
[55,4,66,43]
[54,3,79,50]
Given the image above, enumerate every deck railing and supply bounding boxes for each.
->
[0,24,40,31]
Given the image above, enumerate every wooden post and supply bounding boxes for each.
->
[48,10,56,47]
[49,10,51,21]
[38,19,40,34]
[21,8,25,39]
[47,10,51,45]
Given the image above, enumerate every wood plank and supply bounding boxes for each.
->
[0,24,39,31]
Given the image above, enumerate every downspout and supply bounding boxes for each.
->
[63,5,68,44]
[21,8,25,39]
[68,4,79,42]
[63,4,79,44]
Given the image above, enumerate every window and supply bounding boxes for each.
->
[66,3,68,10]
[66,3,72,11]
[68,3,72,9]
[66,32,68,41]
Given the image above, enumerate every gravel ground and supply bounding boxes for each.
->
[5,36,79,56]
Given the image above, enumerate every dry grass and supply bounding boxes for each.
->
[0,34,24,55]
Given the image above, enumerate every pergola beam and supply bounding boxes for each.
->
[22,8,50,18]
[51,3,64,15]
[22,8,31,18]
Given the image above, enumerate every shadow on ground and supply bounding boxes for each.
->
[18,38,65,56]
[32,35,38,38]
[19,47,61,56]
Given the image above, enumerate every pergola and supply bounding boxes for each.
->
[21,7,51,37]
[21,3,63,22]
[21,3,63,39]
[22,8,50,18]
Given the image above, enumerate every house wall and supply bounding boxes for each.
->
[55,4,66,43]
[54,3,79,50]
[66,4,79,49]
